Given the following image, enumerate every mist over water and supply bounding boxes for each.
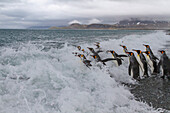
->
[0,29,169,113]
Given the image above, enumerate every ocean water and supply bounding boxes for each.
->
[0,29,169,113]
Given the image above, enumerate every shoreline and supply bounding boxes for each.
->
[1,27,169,30]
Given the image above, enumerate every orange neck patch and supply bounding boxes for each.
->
[139,51,141,54]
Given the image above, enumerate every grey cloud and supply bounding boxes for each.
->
[0,0,170,28]
[0,4,4,7]
[1,10,30,18]
[0,0,21,3]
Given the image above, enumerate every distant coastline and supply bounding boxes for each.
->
[49,19,170,30]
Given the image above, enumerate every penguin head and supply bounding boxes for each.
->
[120,44,127,49]
[95,42,100,45]
[94,42,100,48]
[143,44,150,48]
[80,54,84,58]
[143,51,150,55]
[81,54,86,59]
[87,47,94,52]
[110,50,115,54]
[77,46,81,50]
[120,44,128,53]
[77,54,81,57]
[77,54,85,58]
[132,49,141,54]
[72,52,78,56]
[126,52,134,56]
[159,50,166,54]
[90,55,97,59]
[96,44,100,48]
[72,52,78,55]
[107,50,115,53]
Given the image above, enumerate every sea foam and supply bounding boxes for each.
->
[0,31,169,113]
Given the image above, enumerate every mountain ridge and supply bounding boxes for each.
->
[34,19,170,30]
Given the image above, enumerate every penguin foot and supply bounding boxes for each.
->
[166,76,170,80]
[160,76,165,79]
[143,75,149,78]
[152,72,158,75]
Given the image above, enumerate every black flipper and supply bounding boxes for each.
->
[143,62,149,77]
[153,60,158,73]
[153,55,159,60]
[84,60,91,63]
[83,61,92,69]
[96,50,103,54]
[157,60,161,73]
[117,57,124,61]
[128,64,131,76]
[117,59,122,66]
[118,55,128,57]
[102,58,118,62]
[102,62,106,65]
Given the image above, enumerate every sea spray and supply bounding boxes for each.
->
[0,30,168,113]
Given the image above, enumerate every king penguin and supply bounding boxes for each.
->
[133,49,149,77]
[94,42,100,49]
[90,55,118,65]
[107,50,127,66]
[87,47,106,65]
[87,47,102,60]
[143,44,159,61]
[94,42,103,53]
[126,52,140,80]
[158,50,170,79]
[143,51,158,75]
[120,45,128,54]
[77,46,89,56]
[78,54,92,68]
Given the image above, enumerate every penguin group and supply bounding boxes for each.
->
[73,42,170,80]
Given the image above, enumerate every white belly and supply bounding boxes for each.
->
[112,55,118,66]
[160,65,163,76]
[137,56,144,74]
[131,69,133,78]
[146,56,154,73]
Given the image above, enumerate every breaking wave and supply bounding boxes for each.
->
[0,30,169,113]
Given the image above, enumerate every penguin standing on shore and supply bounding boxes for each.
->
[143,51,158,75]
[158,50,170,79]
[126,52,140,80]
[143,44,159,74]
[133,49,149,77]
[107,50,127,66]
[143,44,159,61]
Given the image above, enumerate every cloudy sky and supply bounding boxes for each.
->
[0,0,170,28]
